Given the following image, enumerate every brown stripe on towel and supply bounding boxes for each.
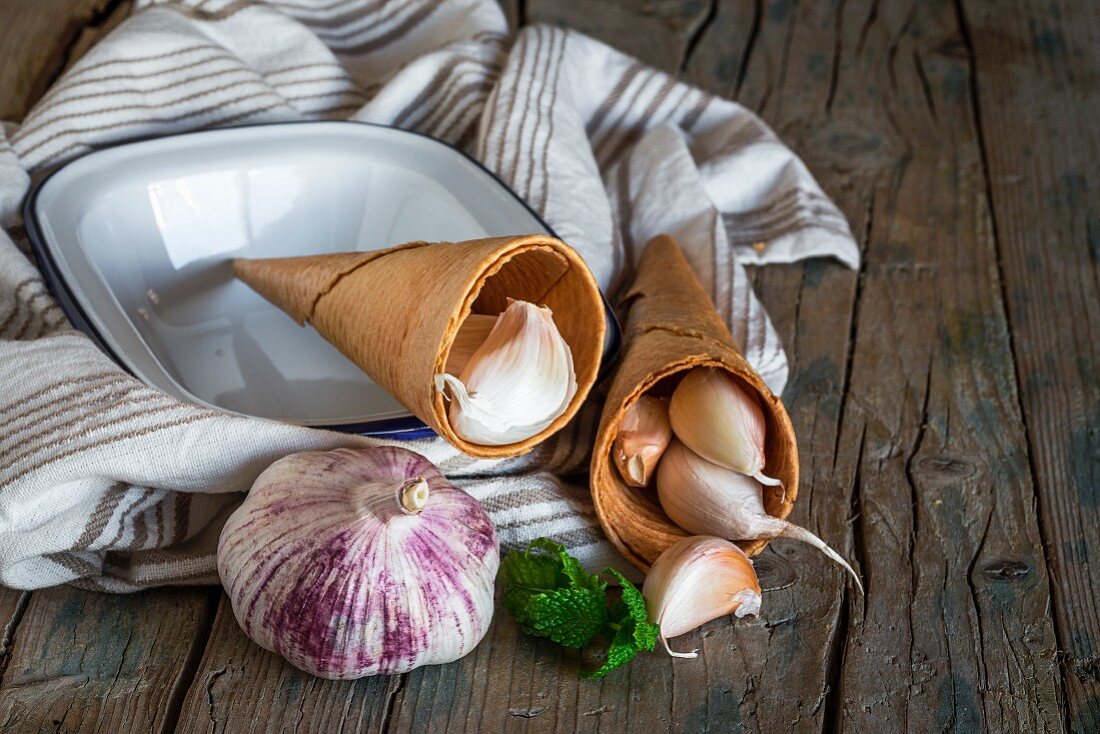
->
[16,78,277,144]
[46,551,101,579]
[271,0,388,33]
[100,488,158,551]
[435,88,492,143]
[585,59,645,139]
[521,26,565,203]
[29,50,241,118]
[598,72,680,168]
[489,26,534,174]
[0,372,125,433]
[504,26,547,186]
[73,483,129,549]
[1,387,176,455]
[23,66,260,128]
[415,69,494,136]
[2,408,222,486]
[496,509,598,533]
[19,93,288,163]
[536,30,567,213]
[54,44,227,85]
[335,1,442,56]
[679,88,711,132]
[170,492,192,545]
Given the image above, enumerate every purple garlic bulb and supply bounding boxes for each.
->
[217,446,499,680]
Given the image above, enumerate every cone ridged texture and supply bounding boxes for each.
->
[234,235,606,458]
[590,235,799,572]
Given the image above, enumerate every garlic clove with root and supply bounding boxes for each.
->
[217,446,499,679]
[435,299,578,446]
[613,396,672,487]
[643,535,762,658]
[657,439,863,592]
[669,368,781,489]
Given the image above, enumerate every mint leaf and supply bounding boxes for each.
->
[581,620,644,679]
[527,538,604,592]
[525,588,606,648]
[498,539,661,678]
[499,545,560,592]
[604,569,659,652]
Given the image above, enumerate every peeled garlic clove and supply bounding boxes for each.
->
[613,395,672,487]
[643,535,762,658]
[444,314,498,377]
[657,439,863,592]
[668,368,781,488]
[217,446,499,679]
[435,299,577,446]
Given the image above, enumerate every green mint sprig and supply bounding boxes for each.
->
[498,538,659,678]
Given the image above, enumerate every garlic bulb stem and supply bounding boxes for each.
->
[399,477,430,515]
[657,439,863,593]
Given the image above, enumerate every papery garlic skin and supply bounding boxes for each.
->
[613,396,672,487]
[669,368,781,487]
[657,439,863,592]
[435,300,577,446]
[643,536,762,658]
[217,447,499,680]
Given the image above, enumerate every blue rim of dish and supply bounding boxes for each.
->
[22,119,623,440]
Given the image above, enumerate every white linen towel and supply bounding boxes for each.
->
[0,0,858,591]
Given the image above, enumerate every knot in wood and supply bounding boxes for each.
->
[916,454,979,480]
[981,559,1031,582]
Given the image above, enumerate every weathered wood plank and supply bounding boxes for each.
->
[957,0,1100,730]
[174,593,397,733]
[0,0,127,120]
[688,0,1063,729]
[525,0,714,72]
[0,586,213,733]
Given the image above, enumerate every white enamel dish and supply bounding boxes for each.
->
[26,121,621,438]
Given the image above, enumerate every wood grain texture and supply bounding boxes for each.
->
[0,586,213,733]
[702,0,1064,729]
[0,0,1090,731]
[0,0,127,120]
[525,0,714,72]
[956,0,1100,731]
[175,593,397,733]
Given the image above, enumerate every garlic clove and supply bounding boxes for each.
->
[668,368,781,488]
[657,439,863,592]
[612,395,672,487]
[444,314,498,377]
[435,299,577,446]
[643,535,762,658]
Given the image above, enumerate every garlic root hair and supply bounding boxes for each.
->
[778,522,864,594]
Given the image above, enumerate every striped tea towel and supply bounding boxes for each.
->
[0,0,859,591]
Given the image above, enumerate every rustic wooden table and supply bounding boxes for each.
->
[0,1,1096,732]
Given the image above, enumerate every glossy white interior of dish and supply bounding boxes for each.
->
[32,122,558,426]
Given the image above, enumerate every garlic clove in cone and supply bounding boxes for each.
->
[643,535,762,658]
[613,396,672,487]
[444,314,498,377]
[435,299,577,446]
[668,368,781,488]
[657,439,863,592]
